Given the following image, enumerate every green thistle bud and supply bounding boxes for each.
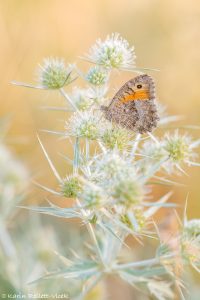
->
[101,126,131,151]
[61,176,82,198]
[38,58,73,89]
[86,66,109,86]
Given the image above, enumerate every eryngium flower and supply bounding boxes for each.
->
[86,33,136,69]
[79,183,106,208]
[86,66,109,86]
[101,126,131,151]
[141,131,199,174]
[70,87,94,111]
[38,58,73,89]
[163,131,192,162]
[60,175,82,198]
[181,219,200,266]
[91,152,132,181]
[66,111,102,140]
[184,219,200,238]
[112,177,143,207]
[141,140,167,162]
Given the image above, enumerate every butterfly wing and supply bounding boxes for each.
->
[102,74,159,133]
[102,78,139,130]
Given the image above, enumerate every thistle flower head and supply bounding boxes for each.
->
[60,175,82,198]
[101,125,131,151]
[38,58,73,89]
[163,131,192,163]
[86,66,109,86]
[184,219,200,238]
[79,182,106,208]
[70,87,94,111]
[91,151,132,182]
[181,238,200,265]
[141,131,199,174]
[66,111,101,140]
[180,219,200,265]
[141,140,167,162]
[87,33,136,69]
[112,177,143,207]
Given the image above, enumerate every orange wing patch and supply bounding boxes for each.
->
[120,90,149,104]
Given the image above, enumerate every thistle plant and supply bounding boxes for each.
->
[13,33,200,300]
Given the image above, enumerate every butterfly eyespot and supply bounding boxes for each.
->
[137,84,142,89]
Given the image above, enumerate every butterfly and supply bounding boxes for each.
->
[101,74,159,134]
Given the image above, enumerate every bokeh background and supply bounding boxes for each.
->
[1,0,200,299]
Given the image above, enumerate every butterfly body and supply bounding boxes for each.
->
[101,74,159,134]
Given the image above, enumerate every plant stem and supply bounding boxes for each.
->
[59,88,81,116]
[73,137,80,175]
[72,137,105,266]
[131,133,141,156]
[113,254,174,271]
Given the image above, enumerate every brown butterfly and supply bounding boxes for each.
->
[101,74,159,134]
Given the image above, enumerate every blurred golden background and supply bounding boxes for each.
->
[1,0,200,297]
